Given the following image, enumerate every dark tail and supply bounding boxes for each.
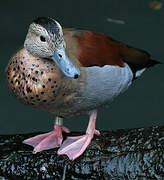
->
[133,59,161,80]
[146,59,162,68]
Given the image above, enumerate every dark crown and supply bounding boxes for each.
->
[33,17,60,35]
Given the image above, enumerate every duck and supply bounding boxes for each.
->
[6,17,160,160]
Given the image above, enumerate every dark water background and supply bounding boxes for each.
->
[0,0,163,134]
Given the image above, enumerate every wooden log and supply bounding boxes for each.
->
[0,126,163,180]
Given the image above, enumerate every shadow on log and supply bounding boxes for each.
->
[0,126,163,180]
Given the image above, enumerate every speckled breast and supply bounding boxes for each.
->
[5,48,66,112]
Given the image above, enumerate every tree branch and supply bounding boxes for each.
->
[0,126,163,180]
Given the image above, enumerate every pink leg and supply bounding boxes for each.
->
[23,125,70,153]
[58,110,100,160]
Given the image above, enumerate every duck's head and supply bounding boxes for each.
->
[24,17,80,79]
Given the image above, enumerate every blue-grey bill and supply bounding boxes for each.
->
[51,48,80,78]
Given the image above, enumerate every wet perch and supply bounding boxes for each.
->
[0,126,163,180]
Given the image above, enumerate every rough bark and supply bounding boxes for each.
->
[0,126,163,180]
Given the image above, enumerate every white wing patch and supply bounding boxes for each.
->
[136,68,146,78]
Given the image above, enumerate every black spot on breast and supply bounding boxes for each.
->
[26,87,32,93]
[32,77,37,82]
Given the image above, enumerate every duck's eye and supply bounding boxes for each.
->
[40,36,46,42]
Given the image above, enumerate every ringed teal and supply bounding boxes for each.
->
[6,17,160,160]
